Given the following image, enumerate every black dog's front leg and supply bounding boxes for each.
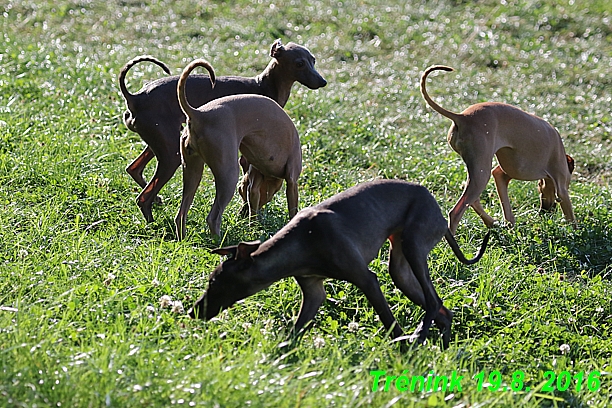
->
[293,276,326,335]
[277,276,326,351]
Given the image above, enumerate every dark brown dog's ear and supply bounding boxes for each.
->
[270,39,284,58]
[566,154,575,174]
[236,241,261,259]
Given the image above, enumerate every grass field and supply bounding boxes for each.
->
[1,0,611,406]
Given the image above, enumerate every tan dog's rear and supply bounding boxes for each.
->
[175,59,302,239]
[420,65,575,233]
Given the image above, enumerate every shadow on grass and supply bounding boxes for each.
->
[492,213,612,280]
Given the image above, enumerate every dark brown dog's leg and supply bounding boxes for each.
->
[126,146,155,189]
[135,121,183,222]
[137,150,181,222]
[127,146,164,205]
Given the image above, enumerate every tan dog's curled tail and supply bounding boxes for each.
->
[420,65,462,123]
[119,56,171,106]
[444,229,490,265]
[177,59,217,120]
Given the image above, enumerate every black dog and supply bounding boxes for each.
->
[189,179,490,349]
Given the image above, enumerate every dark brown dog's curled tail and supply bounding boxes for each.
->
[420,65,462,124]
[177,59,216,120]
[118,55,171,103]
[444,229,490,265]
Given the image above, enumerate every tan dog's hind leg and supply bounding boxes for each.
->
[206,159,240,237]
[175,152,205,241]
[470,201,496,228]
[491,165,516,226]
[449,161,492,234]
[285,177,299,218]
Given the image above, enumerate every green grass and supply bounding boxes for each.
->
[1,0,611,406]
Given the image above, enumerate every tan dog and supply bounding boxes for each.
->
[175,59,302,239]
[421,65,575,233]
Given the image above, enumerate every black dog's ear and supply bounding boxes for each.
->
[211,245,238,258]
[212,241,261,260]
[236,241,261,260]
[270,39,284,58]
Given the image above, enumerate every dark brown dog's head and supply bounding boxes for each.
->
[188,241,263,320]
[270,39,327,90]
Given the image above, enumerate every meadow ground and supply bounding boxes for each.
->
[1,0,611,406]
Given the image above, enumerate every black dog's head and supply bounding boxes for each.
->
[188,241,263,320]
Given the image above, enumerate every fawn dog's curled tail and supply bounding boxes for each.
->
[177,59,216,120]
[420,65,463,124]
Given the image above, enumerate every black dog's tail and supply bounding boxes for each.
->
[118,55,171,105]
[444,229,490,265]
[177,59,216,120]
